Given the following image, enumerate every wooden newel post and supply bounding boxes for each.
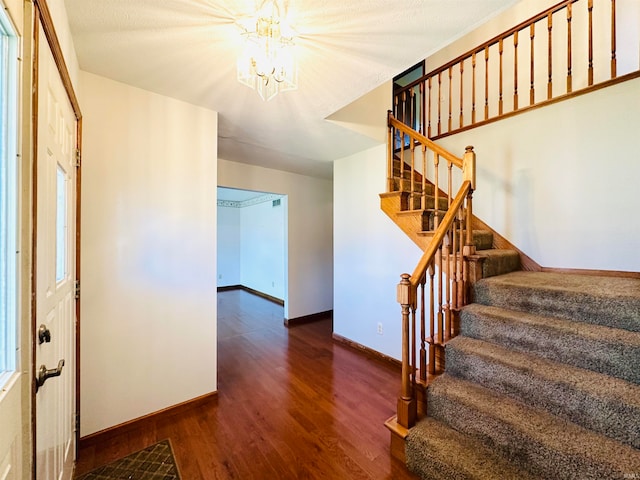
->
[397,273,417,429]
[462,145,476,192]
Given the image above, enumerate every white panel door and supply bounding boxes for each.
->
[35,25,76,480]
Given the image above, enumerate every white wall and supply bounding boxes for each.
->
[438,77,640,272]
[333,145,422,360]
[218,160,332,320]
[79,71,218,436]
[217,206,241,287]
[240,197,286,300]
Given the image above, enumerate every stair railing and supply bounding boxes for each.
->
[388,113,476,429]
[395,0,640,141]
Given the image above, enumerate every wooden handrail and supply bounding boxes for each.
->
[388,115,463,169]
[410,181,471,286]
[401,0,579,93]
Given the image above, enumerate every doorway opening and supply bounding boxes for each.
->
[217,187,288,314]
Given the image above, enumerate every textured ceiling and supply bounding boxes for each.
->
[64,0,518,179]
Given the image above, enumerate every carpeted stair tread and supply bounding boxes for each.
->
[474,271,640,332]
[472,249,520,278]
[460,303,640,384]
[406,417,539,480]
[427,374,640,479]
[446,335,640,448]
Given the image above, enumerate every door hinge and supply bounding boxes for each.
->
[75,280,80,299]
[74,413,80,433]
[75,149,81,168]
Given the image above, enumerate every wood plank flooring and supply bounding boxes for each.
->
[75,290,417,479]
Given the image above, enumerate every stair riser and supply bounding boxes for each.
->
[446,344,640,448]
[474,282,640,332]
[477,251,521,278]
[460,308,640,385]
[405,450,470,480]
[393,178,435,195]
[427,388,633,480]
[406,417,537,480]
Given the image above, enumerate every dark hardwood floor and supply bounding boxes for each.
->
[75,290,417,479]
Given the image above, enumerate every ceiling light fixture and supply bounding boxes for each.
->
[237,0,298,101]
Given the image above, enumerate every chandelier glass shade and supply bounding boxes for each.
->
[237,0,298,101]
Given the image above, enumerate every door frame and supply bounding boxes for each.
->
[30,0,82,476]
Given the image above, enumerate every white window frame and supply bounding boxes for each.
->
[0,4,19,389]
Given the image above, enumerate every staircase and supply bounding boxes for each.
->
[406,271,640,479]
[382,114,640,478]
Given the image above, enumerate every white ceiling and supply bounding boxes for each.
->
[64,0,519,179]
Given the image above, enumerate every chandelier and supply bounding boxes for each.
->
[237,0,298,101]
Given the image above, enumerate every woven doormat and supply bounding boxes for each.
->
[75,439,181,480]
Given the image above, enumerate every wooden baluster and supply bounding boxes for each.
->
[393,96,399,154]
[463,146,476,250]
[421,146,427,210]
[419,273,426,383]
[456,214,464,313]
[420,82,426,137]
[397,274,416,429]
[444,229,452,347]
[547,13,553,99]
[410,88,416,131]
[411,289,417,388]
[402,91,407,126]
[437,243,444,349]
[451,218,458,326]
[437,72,442,135]
[386,111,393,192]
[427,77,432,138]
[484,46,489,120]
[514,31,519,110]
[410,140,416,209]
[499,38,504,115]
[433,154,440,229]
[399,125,405,193]
[471,52,477,124]
[611,0,617,78]
[394,94,398,120]
[448,66,453,132]
[447,161,453,207]
[530,23,535,105]
[459,60,464,128]
[463,191,474,313]
[588,0,594,85]
[567,2,573,93]
[428,262,435,375]
[457,214,465,318]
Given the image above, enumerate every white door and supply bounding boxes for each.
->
[35,25,77,480]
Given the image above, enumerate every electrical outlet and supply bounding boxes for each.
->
[377,322,383,335]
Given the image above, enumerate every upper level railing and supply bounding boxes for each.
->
[395,0,640,140]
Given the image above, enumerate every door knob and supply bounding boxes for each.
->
[36,359,64,392]
[38,324,51,344]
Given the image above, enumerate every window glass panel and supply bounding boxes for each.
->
[56,165,67,282]
[0,9,17,384]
